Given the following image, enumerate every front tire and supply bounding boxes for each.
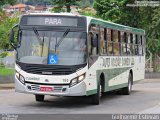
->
[121,73,132,95]
[35,95,44,102]
[91,82,102,105]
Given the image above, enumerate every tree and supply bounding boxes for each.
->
[147,7,160,55]
[0,0,18,50]
[93,0,140,27]
[51,0,80,12]
[0,13,18,50]
[0,0,17,8]
[78,0,92,8]
[25,0,51,5]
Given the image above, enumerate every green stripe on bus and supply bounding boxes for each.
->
[133,79,143,84]
[86,89,97,96]
[97,67,131,81]
[96,67,131,92]
[107,83,128,91]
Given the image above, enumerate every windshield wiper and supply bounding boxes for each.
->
[55,28,70,50]
[41,33,45,56]
[32,27,45,56]
[32,27,42,45]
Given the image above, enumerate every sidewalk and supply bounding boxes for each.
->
[139,103,160,114]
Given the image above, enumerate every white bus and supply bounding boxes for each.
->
[10,13,145,105]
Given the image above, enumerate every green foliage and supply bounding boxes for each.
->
[51,6,65,13]
[78,0,92,8]
[51,0,80,12]
[0,67,15,76]
[147,7,160,55]
[94,0,139,27]
[79,7,96,17]
[0,0,17,9]
[155,64,160,72]
[25,0,51,5]
[0,62,5,68]
[0,12,19,50]
[0,51,8,58]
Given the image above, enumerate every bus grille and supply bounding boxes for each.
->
[24,66,73,75]
[30,84,63,92]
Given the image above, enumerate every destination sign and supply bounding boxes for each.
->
[20,16,78,26]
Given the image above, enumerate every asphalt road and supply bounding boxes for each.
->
[0,79,160,114]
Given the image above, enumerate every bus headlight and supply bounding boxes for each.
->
[70,73,86,87]
[78,74,85,81]
[15,71,25,85]
[15,71,20,79]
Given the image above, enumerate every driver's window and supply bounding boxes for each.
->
[89,24,99,56]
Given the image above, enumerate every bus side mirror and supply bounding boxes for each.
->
[10,25,18,49]
[10,30,14,43]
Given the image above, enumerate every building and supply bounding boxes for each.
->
[4,4,34,14]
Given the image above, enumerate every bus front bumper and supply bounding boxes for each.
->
[15,77,87,96]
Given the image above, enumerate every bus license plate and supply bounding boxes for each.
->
[40,86,53,92]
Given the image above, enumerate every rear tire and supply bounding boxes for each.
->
[91,81,101,105]
[121,73,132,95]
[35,95,44,102]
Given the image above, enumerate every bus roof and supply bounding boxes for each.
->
[27,12,82,17]
[87,16,145,34]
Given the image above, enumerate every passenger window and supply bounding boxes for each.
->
[100,27,106,55]
[121,32,127,55]
[107,29,113,55]
[113,30,119,55]
[138,35,143,55]
[126,33,132,55]
[135,35,139,55]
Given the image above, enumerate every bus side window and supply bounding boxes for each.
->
[121,31,127,55]
[88,24,99,56]
[139,35,143,56]
[104,28,107,54]
[88,33,92,55]
[118,31,121,55]
[130,33,134,55]
[127,33,132,55]
[142,35,145,55]
[133,34,136,55]
[100,27,105,55]
[91,34,98,55]
[113,30,119,56]
[135,35,139,55]
[107,29,113,55]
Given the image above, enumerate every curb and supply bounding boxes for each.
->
[0,83,14,90]
[140,79,160,84]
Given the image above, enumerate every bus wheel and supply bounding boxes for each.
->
[121,73,132,95]
[35,95,44,102]
[91,81,101,105]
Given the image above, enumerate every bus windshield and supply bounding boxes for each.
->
[17,30,87,66]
